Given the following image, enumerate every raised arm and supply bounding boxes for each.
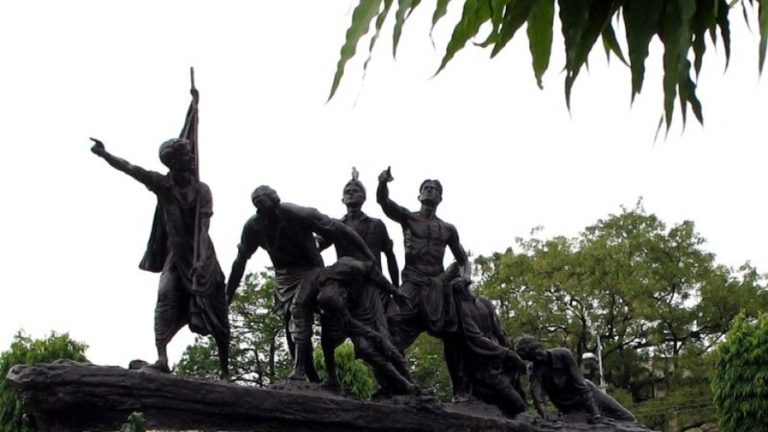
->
[90,138,161,189]
[376,169,410,224]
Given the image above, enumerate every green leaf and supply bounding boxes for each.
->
[436,0,492,74]
[527,0,555,88]
[329,0,384,101]
[430,0,452,41]
[393,0,422,58]
[692,0,717,76]
[364,0,395,75]
[661,0,696,131]
[623,0,664,101]
[678,59,704,125]
[561,0,617,108]
[601,23,629,66]
[477,0,514,48]
[559,0,592,73]
[491,0,534,58]
[717,0,732,69]
[759,0,768,73]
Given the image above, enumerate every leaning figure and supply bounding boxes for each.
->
[515,335,636,423]
[89,82,230,380]
[316,256,417,396]
[226,185,376,383]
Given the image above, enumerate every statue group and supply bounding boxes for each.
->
[89,77,637,426]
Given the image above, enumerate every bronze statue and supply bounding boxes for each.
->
[515,335,637,423]
[226,185,376,382]
[376,167,471,399]
[449,269,527,417]
[89,79,230,379]
[318,168,399,288]
[316,257,416,395]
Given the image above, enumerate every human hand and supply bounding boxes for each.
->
[587,414,602,424]
[89,138,105,156]
[450,277,471,292]
[378,166,393,183]
[392,291,411,309]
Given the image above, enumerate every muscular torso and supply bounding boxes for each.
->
[402,214,453,277]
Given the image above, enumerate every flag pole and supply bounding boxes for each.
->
[190,67,201,292]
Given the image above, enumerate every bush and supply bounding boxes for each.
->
[0,331,87,432]
[712,313,768,432]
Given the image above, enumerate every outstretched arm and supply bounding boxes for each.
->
[304,208,376,263]
[90,138,161,189]
[226,231,259,304]
[529,368,549,418]
[376,168,410,223]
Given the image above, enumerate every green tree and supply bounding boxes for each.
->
[177,271,292,385]
[473,201,767,430]
[0,331,88,432]
[712,313,768,432]
[331,0,768,132]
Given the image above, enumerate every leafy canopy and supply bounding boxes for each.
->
[712,313,768,432]
[330,0,768,133]
[472,200,767,428]
[0,331,88,432]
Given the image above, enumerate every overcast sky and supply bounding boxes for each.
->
[1,1,766,368]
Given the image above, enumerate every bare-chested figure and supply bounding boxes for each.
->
[376,167,471,398]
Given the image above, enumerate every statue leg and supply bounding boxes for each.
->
[203,281,232,381]
[443,336,470,401]
[154,269,187,373]
[355,337,417,395]
[317,283,349,390]
[387,282,422,353]
[288,273,321,382]
[589,381,636,421]
[476,382,526,418]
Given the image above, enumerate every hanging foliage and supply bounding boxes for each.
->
[330,0,768,133]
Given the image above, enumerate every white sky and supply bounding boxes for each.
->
[1,1,766,368]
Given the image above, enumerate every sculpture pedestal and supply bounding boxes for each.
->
[6,362,655,432]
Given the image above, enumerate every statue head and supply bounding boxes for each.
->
[514,335,549,363]
[158,138,194,173]
[418,179,443,206]
[342,167,366,209]
[251,185,281,213]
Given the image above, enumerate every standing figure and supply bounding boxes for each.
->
[376,167,471,399]
[88,83,229,379]
[226,186,376,382]
[515,335,637,423]
[316,256,416,395]
[318,168,399,289]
